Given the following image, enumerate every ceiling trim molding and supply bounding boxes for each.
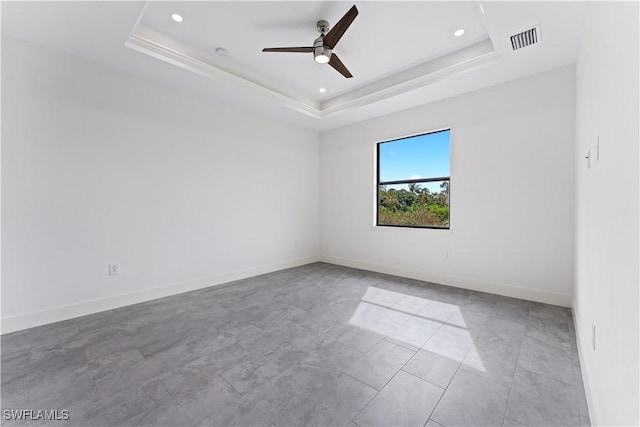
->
[126,24,322,118]
[320,40,499,117]
[126,23,498,119]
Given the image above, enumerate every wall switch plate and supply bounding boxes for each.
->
[109,263,120,276]
[586,150,591,169]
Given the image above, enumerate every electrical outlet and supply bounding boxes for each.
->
[592,323,596,350]
[109,263,120,276]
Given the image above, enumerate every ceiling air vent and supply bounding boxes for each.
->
[510,25,541,51]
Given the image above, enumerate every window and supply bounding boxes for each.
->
[377,129,450,229]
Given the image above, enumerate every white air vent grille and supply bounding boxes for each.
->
[510,25,541,51]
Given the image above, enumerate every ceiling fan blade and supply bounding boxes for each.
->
[323,5,358,49]
[262,47,314,53]
[328,54,353,78]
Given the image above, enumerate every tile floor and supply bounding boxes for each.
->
[1,263,590,426]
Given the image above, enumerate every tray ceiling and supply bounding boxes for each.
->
[1,1,586,131]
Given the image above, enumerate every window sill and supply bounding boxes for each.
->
[372,224,451,232]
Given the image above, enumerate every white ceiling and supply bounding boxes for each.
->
[1,1,585,131]
[140,2,490,102]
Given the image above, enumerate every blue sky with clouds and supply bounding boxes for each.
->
[379,130,450,191]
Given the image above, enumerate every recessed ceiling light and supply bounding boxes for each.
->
[454,29,465,37]
[171,13,183,23]
[319,87,327,93]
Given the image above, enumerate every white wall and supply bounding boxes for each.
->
[320,66,576,306]
[574,2,640,425]
[1,37,320,333]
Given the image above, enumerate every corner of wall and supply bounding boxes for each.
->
[571,300,599,426]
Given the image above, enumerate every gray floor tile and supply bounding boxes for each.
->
[402,349,460,389]
[94,357,166,397]
[275,372,377,426]
[355,370,443,427]
[344,340,415,390]
[159,363,229,396]
[431,369,510,427]
[1,352,32,387]
[237,320,310,356]
[94,329,234,395]
[205,371,310,427]
[362,286,407,306]
[86,348,145,382]
[3,340,87,388]
[492,301,530,325]
[1,321,80,355]
[444,307,490,329]
[525,317,575,350]
[277,362,335,391]
[141,326,241,361]
[78,325,142,360]
[528,303,572,323]
[300,340,363,372]
[0,263,587,427]
[422,324,476,362]
[290,324,353,352]
[28,369,96,405]
[506,367,580,426]
[221,343,309,394]
[385,317,442,350]
[391,294,432,315]
[1,377,28,408]
[517,336,574,384]
[137,374,240,426]
[348,301,408,336]
[177,343,253,375]
[337,327,385,353]
[418,301,460,323]
[478,317,527,349]
[28,377,100,425]
[76,378,170,426]
[461,339,520,386]
[307,301,358,327]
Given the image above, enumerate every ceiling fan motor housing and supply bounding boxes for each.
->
[314,36,332,63]
[317,20,329,34]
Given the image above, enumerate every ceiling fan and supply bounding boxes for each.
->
[262,5,358,78]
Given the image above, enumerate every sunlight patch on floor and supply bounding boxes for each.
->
[350,286,485,372]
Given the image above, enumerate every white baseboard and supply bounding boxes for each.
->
[572,301,599,426]
[320,254,572,307]
[1,256,320,334]
[2,254,571,334]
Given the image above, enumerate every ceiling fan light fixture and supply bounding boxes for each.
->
[314,46,332,64]
[262,4,357,78]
